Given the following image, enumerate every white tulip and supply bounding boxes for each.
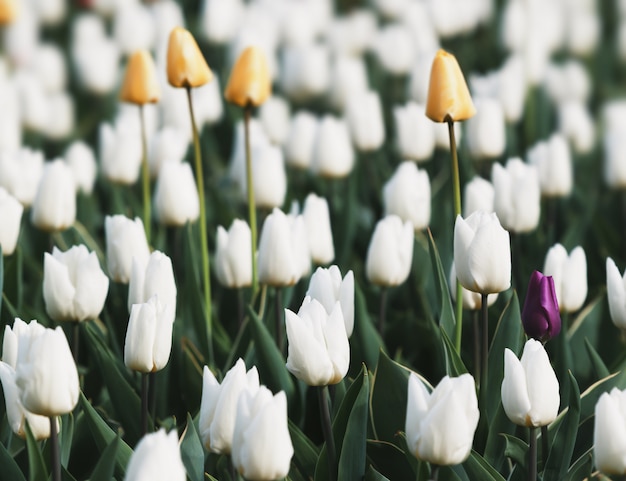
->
[327,9,376,57]
[148,127,189,178]
[463,176,494,217]
[43,245,109,322]
[31,43,66,94]
[15,70,48,133]
[281,1,321,47]
[544,60,590,105]
[0,73,21,154]
[543,244,587,313]
[606,258,626,330]
[405,373,479,466]
[306,265,354,337]
[0,188,23,256]
[215,219,252,289]
[409,50,437,105]
[374,0,410,19]
[281,44,330,102]
[4,3,38,67]
[99,121,142,185]
[366,215,414,287]
[492,158,541,233]
[247,144,287,210]
[328,55,369,112]
[43,92,74,141]
[527,134,573,198]
[0,147,44,207]
[30,0,66,25]
[285,297,349,386]
[123,429,186,481]
[124,295,175,373]
[228,118,271,186]
[288,211,311,280]
[594,388,626,475]
[394,102,436,162]
[113,2,155,55]
[232,387,294,481]
[190,77,224,127]
[285,111,318,169]
[154,162,200,227]
[383,162,431,232]
[454,211,511,294]
[302,193,334,265]
[105,215,150,284]
[498,55,527,123]
[311,115,354,178]
[31,160,76,232]
[259,95,290,146]
[347,90,385,152]
[199,359,260,454]
[449,262,498,311]
[200,0,244,44]
[64,141,97,195]
[128,251,177,314]
[374,23,415,76]
[501,339,560,427]
[603,101,626,189]
[557,101,595,155]
[467,97,506,159]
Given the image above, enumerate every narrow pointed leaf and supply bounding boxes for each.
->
[180,413,205,481]
[338,366,369,480]
[371,350,410,442]
[24,422,47,481]
[427,229,456,339]
[0,438,26,481]
[89,435,120,481]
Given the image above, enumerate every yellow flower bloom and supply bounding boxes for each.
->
[120,50,161,105]
[425,49,476,123]
[224,46,271,108]
[166,27,213,89]
[0,0,18,25]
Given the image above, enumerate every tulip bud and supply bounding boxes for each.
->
[543,244,587,313]
[225,46,271,107]
[501,339,560,427]
[0,187,23,256]
[328,55,368,112]
[215,219,252,289]
[124,295,175,373]
[527,134,573,198]
[99,121,142,185]
[72,27,120,95]
[232,387,294,481]
[285,297,349,386]
[463,176,494,217]
[166,27,213,89]
[0,147,44,207]
[606,258,626,330]
[113,3,155,56]
[200,0,244,45]
[15,321,79,417]
[228,118,271,184]
[0,0,18,25]
[374,24,415,76]
[405,373,479,466]
[245,143,287,209]
[285,111,317,169]
[366,215,414,287]
[128,251,177,314]
[306,266,354,337]
[426,49,476,123]
[383,162,431,232]
[521,271,561,342]
[31,160,76,232]
[311,115,355,178]
[199,359,260,454]
[454,211,511,294]
[449,262,498,311]
[394,102,436,162]
[120,50,161,105]
[153,162,200,227]
[43,245,110,322]
[123,429,186,481]
[280,44,330,103]
[148,127,189,178]
[302,193,334,265]
[557,101,595,155]
[346,90,385,152]
[259,95,290,145]
[594,388,626,476]
[64,141,96,195]
[466,97,506,159]
[105,215,151,284]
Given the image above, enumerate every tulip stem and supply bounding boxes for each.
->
[529,426,537,481]
[430,464,440,481]
[379,287,388,335]
[275,287,284,351]
[72,322,80,364]
[473,310,480,384]
[481,293,489,395]
[237,288,245,330]
[186,87,213,365]
[447,118,464,354]
[141,373,149,436]
[139,104,151,244]
[541,425,549,465]
[49,416,61,481]
[318,386,336,481]
[244,105,259,298]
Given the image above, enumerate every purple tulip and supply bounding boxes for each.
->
[521,271,561,342]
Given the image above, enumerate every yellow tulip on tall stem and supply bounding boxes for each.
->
[224,46,272,298]
[166,27,215,362]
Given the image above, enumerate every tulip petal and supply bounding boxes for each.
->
[594,392,626,475]
[43,253,76,321]
[520,340,559,427]
[501,348,532,426]
[607,258,626,329]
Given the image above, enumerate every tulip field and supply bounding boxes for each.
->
[3,0,626,480]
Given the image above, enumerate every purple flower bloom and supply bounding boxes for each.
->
[521,271,561,342]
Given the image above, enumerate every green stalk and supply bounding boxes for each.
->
[139,104,151,244]
[481,293,489,393]
[318,385,336,481]
[529,426,537,481]
[244,106,258,296]
[141,372,149,436]
[447,119,464,354]
[186,87,213,365]
[49,417,61,481]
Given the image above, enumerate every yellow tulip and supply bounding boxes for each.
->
[120,50,161,105]
[166,27,213,89]
[224,46,271,108]
[0,0,18,25]
[425,49,476,123]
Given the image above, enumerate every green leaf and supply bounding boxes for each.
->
[60,414,74,469]
[0,437,26,481]
[427,229,456,340]
[338,366,369,481]
[584,338,610,380]
[364,465,390,481]
[180,414,205,481]
[564,448,593,481]
[462,450,506,481]
[89,435,120,481]
[350,283,384,377]
[366,439,416,480]
[24,421,47,481]
[483,402,518,471]
[440,327,468,376]
[502,434,528,468]
[543,372,580,481]
[288,420,319,478]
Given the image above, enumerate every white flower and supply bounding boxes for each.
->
[463,176,494,217]
[31,43,66,94]
[105,215,150,284]
[302,194,334,265]
[281,44,330,102]
[246,144,287,210]
[43,245,110,322]
[31,160,76,232]
[543,244,587,313]
[466,97,506,159]
[0,188,23,256]
[113,2,155,55]
[527,134,573,198]
[123,429,186,481]
[200,0,244,44]
[306,265,354,337]
[259,95,290,146]
[228,119,271,186]
[154,162,200,227]
[394,102,436,162]
[215,219,252,289]
[557,101,595,155]
[285,297,349,386]
[326,9,376,57]
[347,90,385,152]
[0,148,44,207]
[449,262,498,311]
[148,127,189,178]
[383,162,431,232]
[603,101,626,189]
[311,115,355,178]
[501,339,560,427]
[128,251,177,314]
[606,258,626,330]
[498,55,527,123]
[99,121,142,185]
[406,373,479,465]
[366,215,414,287]
[594,388,626,476]
[285,111,318,169]
[328,55,369,112]
[43,92,74,141]
[374,23,415,75]
[30,0,66,26]
[64,141,97,195]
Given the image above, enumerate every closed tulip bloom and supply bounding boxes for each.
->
[124,295,175,373]
[199,359,260,454]
[285,297,349,386]
[543,245,587,313]
[303,193,334,265]
[247,144,287,209]
[123,429,186,481]
[463,176,494,217]
[0,187,23,256]
[259,95,290,145]
[328,55,368,112]
[232,387,294,481]
[105,215,150,284]
[148,127,189,178]
[492,158,541,233]
[501,339,560,427]
[383,162,431,232]
[113,3,155,56]
[285,111,317,169]
[594,388,626,475]
[557,101,595,155]
[120,50,161,105]
[288,212,311,280]
[521,271,561,342]
[466,97,506,159]
[167,27,213,89]
[366,215,414,287]
[406,373,479,466]
[0,147,44,207]
[225,46,271,107]
[258,208,302,287]
[72,31,120,95]
[311,115,355,178]
[606,258,626,330]
[64,141,96,195]
[153,162,200,226]
[43,245,109,322]
[527,134,573,198]
[201,0,244,44]
[603,101,626,189]
[215,220,252,289]
[374,23,415,76]
[426,49,476,123]
[449,262,498,311]
[394,102,436,162]
[347,90,385,152]
[99,121,142,185]
[128,250,177,313]
[31,160,76,232]
[454,211,511,294]
[15,322,79,417]
[228,118,271,184]
[280,44,330,103]
[306,265,354,337]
